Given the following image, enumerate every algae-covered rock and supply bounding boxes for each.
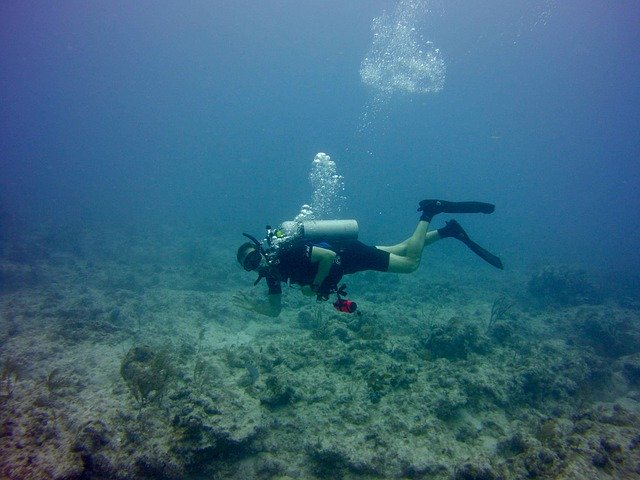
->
[260,372,296,408]
[576,308,640,357]
[120,345,175,406]
[497,431,533,457]
[431,384,468,420]
[363,361,417,404]
[528,265,601,306]
[522,447,559,478]
[305,438,380,477]
[170,388,264,472]
[452,461,500,480]
[423,316,490,360]
[620,354,640,385]
[135,453,184,480]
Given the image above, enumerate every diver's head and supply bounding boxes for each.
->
[237,242,262,271]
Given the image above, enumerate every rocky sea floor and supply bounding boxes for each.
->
[1,227,640,479]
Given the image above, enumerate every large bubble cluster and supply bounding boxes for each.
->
[293,152,344,223]
[359,0,445,96]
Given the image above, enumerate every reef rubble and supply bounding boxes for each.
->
[1,232,639,479]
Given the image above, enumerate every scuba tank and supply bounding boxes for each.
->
[277,219,358,242]
[301,219,358,240]
[244,219,358,271]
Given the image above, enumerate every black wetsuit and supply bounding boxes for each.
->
[264,239,390,297]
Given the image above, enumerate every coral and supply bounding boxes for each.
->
[0,357,21,399]
[497,431,533,457]
[120,345,175,407]
[423,316,490,360]
[260,372,296,408]
[528,265,601,306]
[431,384,468,420]
[515,357,587,403]
[296,308,323,330]
[135,453,184,480]
[452,462,500,480]
[621,354,640,385]
[344,310,386,341]
[45,367,73,395]
[402,461,448,478]
[170,389,263,472]
[74,419,111,453]
[486,295,514,334]
[521,447,559,477]
[362,361,417,404]
[576,309,640,358]
[305,439,379,477]
[192,356,223,390]
[73,418,115,478]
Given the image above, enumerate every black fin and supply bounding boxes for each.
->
[459,236,504,270]
[443,201,495,214]
[418,200,495,215]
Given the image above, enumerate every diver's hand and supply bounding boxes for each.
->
[232,291,282,317]
[232,291,256,312]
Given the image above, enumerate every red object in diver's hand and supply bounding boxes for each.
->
[333,298,357,313]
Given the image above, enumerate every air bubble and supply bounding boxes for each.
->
[293,153,345,223]
[357,0,445,133]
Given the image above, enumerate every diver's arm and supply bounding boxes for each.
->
[309,246,337,290]
[232,291,282,317]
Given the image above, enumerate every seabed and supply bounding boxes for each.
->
[1,225,639,479]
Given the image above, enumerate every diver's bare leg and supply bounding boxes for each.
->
[377,227,440,256]
[378,221,431,273]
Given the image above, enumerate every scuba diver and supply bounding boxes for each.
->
[233,199,503,318]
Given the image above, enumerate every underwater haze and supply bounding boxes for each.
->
[2,0,639,270]
[2,1,640,479]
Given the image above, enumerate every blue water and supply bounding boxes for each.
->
[1,0,639,271]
